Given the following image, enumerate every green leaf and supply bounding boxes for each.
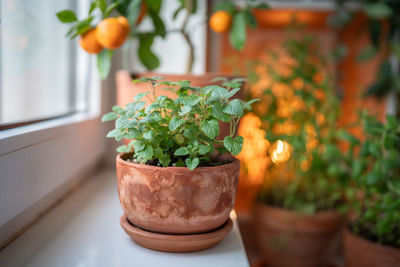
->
[125,128,141,139]
[133,140,146,152]
[134,92,150,102]
[357,45,377,61]
[179,106,192,116]
[227,87,241,98]
[116,145,130,153]
[214,0,235,14]
[98,0,107,12]
[212,104,231,122]
[56,10,77,23]
[174,147,189,156]
[185,157,200,170]
[198,145,210,155]
[184,126,197,140]
[102,112,118,122]
[364,3,393,19]
[137,145,153,160]
[138,34,160,70]
[116,117,131,129]
[147,9,166,37]
[244,10,257,29]
[97,49,113,80]
[182,94,201,106]
[201,119,220,139]
[112,105,124,114]
[169,117,184,131]
[143,130,155,140]
[229,11,247,51]
[223,136,244,156]
[105,2,120,17]
[243,99,260,110]
[106,129,124,141]
[224,99,243,117]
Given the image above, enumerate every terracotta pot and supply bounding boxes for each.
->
[344,227,400,267]
[116,153,240,234]
[253,204,346,267]
[115,70,243,140]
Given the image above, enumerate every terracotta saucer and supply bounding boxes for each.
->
[120,214,233,252]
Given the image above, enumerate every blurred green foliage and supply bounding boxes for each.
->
[350,113,400,248]
[253,33,356,214]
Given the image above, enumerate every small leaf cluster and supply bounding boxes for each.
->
[214,0,269,50]
[56,0,166,78]
[254,33,356,214]
[349,113,400,248]
[102,77,258,170]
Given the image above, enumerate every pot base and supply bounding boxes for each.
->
[120,214,233,252]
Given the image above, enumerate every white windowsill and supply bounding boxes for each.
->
[0,112,99,154]
[0,168,250,267]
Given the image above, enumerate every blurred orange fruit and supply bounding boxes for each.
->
[209,11,232,33]
[79,28,103,54]
[96,16,130,49]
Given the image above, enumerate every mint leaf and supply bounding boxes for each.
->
[169,117,184,131]
[224,99,243,117]
[102,112,118,122]
[227,87,241,98]
[223,136,244,156]
[201,119,220,139]
[134,92,150,102]
[198,145,210,155]
[243,99,260,110]
[185,157,200,170]
[179,106,192,116]
[116,145,130,153]
[125,128,140,139]
[133,140,146,152]
[143,130,155,140]
[137,145,153,160]
[174,147,189,156]
[212,104,231,122]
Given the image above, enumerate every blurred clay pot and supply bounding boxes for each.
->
[344,227,400,267]
[116,70,243,140]
[116,153,240,234]
[253,204,346,267]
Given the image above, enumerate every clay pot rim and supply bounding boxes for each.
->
[116,153,240,171]
[254,203,344,218]
[344,225,400,252]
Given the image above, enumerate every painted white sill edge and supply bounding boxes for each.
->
[0,168,250,267]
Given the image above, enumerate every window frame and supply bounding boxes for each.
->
[0,0,109,246]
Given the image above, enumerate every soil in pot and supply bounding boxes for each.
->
[344,227,400,267]
[252,204,346,267]
[116,153,240,234]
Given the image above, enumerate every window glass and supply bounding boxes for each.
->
[0,0,89,125]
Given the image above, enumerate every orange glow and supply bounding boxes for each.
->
[270,140,292,164]
[237,113,270,185]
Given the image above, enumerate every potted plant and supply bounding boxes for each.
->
[344,113,400,266]
[57,0,268,79]
[248,34,355,266]
[102,76,258,251]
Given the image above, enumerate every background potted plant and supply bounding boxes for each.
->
[248,33,355,267]
[101,76,258,252]
[344,112,400,267]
